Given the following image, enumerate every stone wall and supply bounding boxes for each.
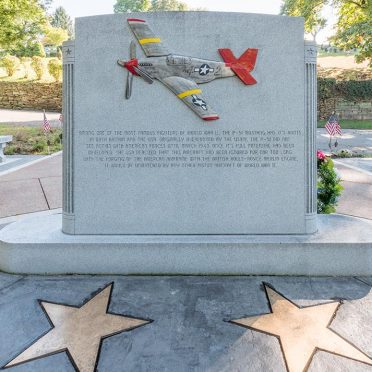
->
[0,81,370,120]
[318,97,372,120]
[335,99,372,120]
[0,82,62,112]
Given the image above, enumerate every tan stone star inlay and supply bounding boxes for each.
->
[230,283,372,372]
[4,283,150,372]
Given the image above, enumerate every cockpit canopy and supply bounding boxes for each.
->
[166,55,192,66]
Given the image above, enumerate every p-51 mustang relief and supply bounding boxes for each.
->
[117,18,259,121]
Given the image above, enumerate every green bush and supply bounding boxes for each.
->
[318,78,336,100]
[31,56,45,80]
[1,55,20,76]
[13,42,46,58]
[317,151,343,214]
[336,80,372,101]
[318,78,372,101]
[57,48,63,60]
[48,59,62,81]
[34,42,46,58]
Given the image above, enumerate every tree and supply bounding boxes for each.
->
[0,0,46,52]
[114,0,151,12]
[280,0,327,41]
[43,25,69,47]
[280,0,371,65]
[113,0,188,12]
[330,0,371,65]
[51,6,74,39]
[150,0,188,11]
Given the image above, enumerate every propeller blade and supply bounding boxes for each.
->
[130,41,136,59]
[133,66,154,84]
[125,71,133,99]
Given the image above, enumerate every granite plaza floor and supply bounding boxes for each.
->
[0,274,371,372]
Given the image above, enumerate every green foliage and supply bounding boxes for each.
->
[34,41,46,57]
[280,0,371,65]
[318,78,336,100]
[51,6,74,39]
[318,77,372,101]
[331,1,371,66]
[114,0,151,12]
[0,0,46,52]
[57,48,63,60]
[280,0,326,40]
[336,80,372,100]
[48,59,62,81]
[31,56,45,80]
[12,41,46,57]
[317,119,372,129]
[150,0,188,11]
[0,125,62,155]
[1,55,20,76]
[43,25,69,47]
[113,0,188,12]
[317,157,343,214]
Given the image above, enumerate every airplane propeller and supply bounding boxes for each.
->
[117,41,153,100]
[125,41,136,99]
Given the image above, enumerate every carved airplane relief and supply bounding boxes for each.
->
[117,18,259,121]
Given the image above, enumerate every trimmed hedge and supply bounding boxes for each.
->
[318,78,372,101]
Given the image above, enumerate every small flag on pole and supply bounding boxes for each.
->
[43,110,51,133]
[325,113,341,137]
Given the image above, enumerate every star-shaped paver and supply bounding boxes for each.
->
[4,283,150,372]
[230,283,372,372]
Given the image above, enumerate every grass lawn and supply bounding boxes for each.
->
[0,125,62,155]
[318,120,372,129]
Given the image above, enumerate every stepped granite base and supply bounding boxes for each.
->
[0,214,371,275]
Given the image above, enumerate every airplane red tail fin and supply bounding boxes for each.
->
[218,48,258,85]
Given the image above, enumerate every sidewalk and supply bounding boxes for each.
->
[334,159,372,220]
[317,128,372,155]
[0,109,61,127]
[0,152,62,218]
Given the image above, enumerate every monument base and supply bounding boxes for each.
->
[0,214,371,276]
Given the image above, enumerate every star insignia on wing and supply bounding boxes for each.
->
[230,283,372,372]
[3,283,151,372]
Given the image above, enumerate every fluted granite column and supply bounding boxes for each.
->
[62,40,75,234]
[304,41,317,233]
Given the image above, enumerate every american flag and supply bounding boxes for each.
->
[43,111,51,133]
[325,114,341,136]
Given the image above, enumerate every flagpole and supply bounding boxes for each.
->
[43,109,50,155]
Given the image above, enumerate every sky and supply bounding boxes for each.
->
[51,0,336,43]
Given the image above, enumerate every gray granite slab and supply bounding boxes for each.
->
[356,277,372,286]
[0,275,371,371]
[69,12,309,235]
[1,214,371,275]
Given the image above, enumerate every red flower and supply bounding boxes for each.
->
[317,150,326,160]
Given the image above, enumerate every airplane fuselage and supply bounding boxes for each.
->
[136,54,235,83]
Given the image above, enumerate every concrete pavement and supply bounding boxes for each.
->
[0,109,61,127]
[0,152,61,218]
[317,128,372,155]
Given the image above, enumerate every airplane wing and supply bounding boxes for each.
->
[127,18,170,57]
[160,76,219,121]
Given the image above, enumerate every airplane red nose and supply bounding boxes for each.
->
[124,58,139,75]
